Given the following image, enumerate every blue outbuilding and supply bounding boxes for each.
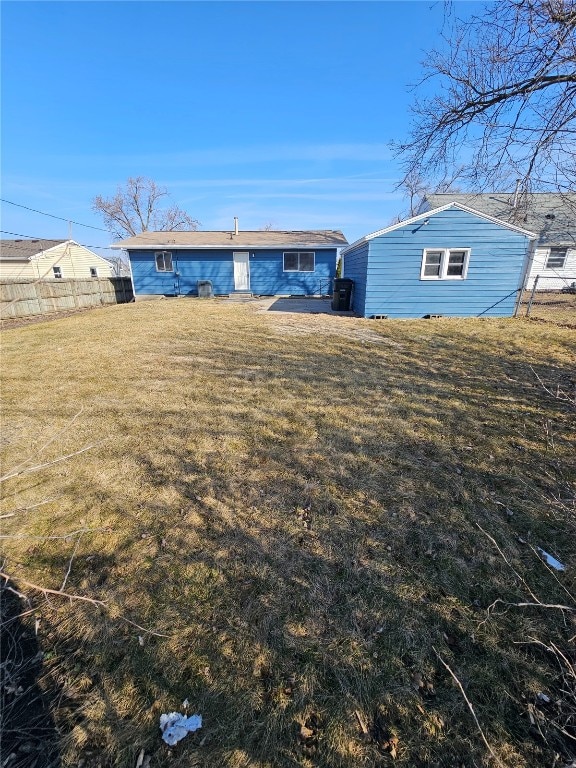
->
[341,202,537,318]
[113,222,348,299]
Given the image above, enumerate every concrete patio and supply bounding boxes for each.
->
[255,296,355,316]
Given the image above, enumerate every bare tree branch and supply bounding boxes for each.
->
[396,0,576,193]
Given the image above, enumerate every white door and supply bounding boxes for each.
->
[233,251,250,290]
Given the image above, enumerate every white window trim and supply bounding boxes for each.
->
[90,267,99,278]
[53,266,62,278]
[420,248,471,281]
[155,250,174,272]
[283,251,315,273]
[545,247,568,269]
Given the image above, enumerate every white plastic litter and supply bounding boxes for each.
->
[159,712,202,746]
[537,547,566,571]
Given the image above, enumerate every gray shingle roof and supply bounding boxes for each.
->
[0,239,67,260]
[422,193,576,246]
[112,230,348,249]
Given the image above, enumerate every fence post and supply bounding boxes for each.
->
[513,288,522,317]
[526,275,540,317]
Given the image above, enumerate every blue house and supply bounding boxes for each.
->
[112,222,348,299]
[341,202,536,319]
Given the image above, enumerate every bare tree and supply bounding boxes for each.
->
[397,0,576,194]
[93,177,200,239]
[400,170,429,218]
[392,168,464,223]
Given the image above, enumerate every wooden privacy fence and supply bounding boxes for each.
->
[0,277,134,320]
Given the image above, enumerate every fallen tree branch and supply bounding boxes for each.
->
[0,572,171,638]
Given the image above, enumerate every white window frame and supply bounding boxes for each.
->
[283,251,315,273]
[545,247,567,269]
[155,251,174,272]
[420,248,470,281]
[90,267,98,278]
[52,265,62,278]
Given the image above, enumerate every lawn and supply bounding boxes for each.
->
[1,299,575,767]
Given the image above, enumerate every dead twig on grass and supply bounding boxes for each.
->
[528,543,576,604]
[60,530,85,591]
[516,639,576,747]
[0,527,105,540]
[476,522,576,757]
[530,366,576,408]
[0,498,60,520]
[476,523,541,604]
[433,647,506,768]
[476,525,575,619]
[0,442,103,483]
[486,598,576,615]
[4,407,85,479]
[0,572,171,638]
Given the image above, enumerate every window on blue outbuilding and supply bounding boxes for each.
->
[155,251,174,272]
[283,252,315,272]
[421,248,470,280]
[423,250,443,277]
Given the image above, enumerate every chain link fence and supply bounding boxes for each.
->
[515,275,576,323]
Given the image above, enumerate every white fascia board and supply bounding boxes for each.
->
[112,244,344,250]
[340,203,537,256]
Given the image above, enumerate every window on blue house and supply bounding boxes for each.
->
[421,248,470,280]
[545,247,567,269]
[155,251,173,272]
[283,251,315,272]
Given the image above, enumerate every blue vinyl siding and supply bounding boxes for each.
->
[128,248,337,296]
[249,249,335,295]
[342,243,369,316]
[345,208,531,318]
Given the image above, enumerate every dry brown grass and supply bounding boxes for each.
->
[517,289,576,325]
[1,298,575,767]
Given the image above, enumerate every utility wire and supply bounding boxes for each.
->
[0,230,118,251]
[0,198,108,232]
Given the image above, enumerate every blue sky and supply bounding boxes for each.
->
[1,1,480,253]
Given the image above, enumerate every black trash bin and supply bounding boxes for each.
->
[331,278,354,311]
[197,280,214,298]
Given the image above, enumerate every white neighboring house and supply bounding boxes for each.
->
[0,239,115,281]
[421,193,576,290]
